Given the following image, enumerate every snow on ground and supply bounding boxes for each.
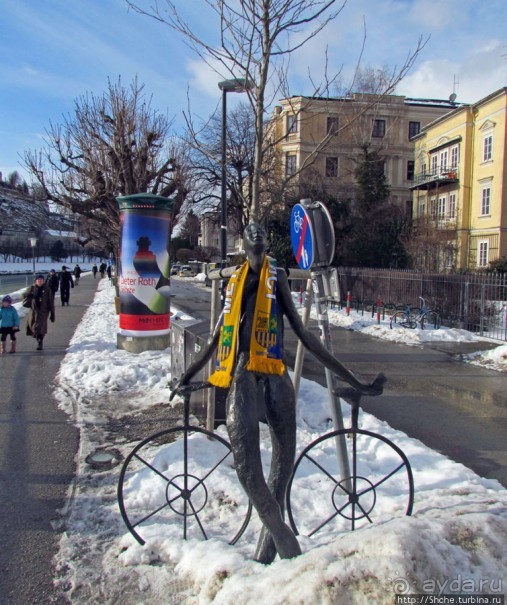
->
[0,258,107,273]
[290,292,507,372]
[41,279,507,603]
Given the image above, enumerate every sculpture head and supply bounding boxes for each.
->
[243,223,268,261]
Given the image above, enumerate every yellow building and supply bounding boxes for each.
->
[267,93,457,214]
[411,87,507,270]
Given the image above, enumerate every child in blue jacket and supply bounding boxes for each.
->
[0,295,20,354]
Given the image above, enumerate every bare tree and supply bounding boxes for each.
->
[128,1,426,225]
[183,101,255,235]
[127,0,353,221]
[23,77,190,252]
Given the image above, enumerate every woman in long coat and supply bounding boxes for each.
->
[25,274,55,350]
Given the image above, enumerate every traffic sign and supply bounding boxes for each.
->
[290,203,314,270]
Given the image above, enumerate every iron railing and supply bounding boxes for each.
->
[333,267,507,341]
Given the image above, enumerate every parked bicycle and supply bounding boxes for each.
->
[390,296,441,330]
[118,380,414,545]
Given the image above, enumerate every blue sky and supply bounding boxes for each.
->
[1,0,506,181]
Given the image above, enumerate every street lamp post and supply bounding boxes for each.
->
[29,237,37,278]
[217,78,251,275]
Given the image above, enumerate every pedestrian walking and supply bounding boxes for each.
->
[46,269,59,299]
[99,262,107,278]
[24,274,55,351]
[73,264,82,286]
[92,264,98,279]
[107,265,112,280]
[0,295,20,354]
[59,266,74,306]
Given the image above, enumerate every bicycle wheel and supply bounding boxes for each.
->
[286,428,414,537]
[390,310,417,329]
[118,425,252,546]
[420,310,441,330]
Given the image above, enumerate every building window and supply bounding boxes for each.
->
[430,155,438,175]
[430,196,437,217]
[451,145,459,168]
[372,119,385,138]
[285,152,297,176]
[286,114,297,135]
[483,135,493,162]
[478,241,489,267]
[408,121,420,139]
[406,160,415,181]
[327,116,339,135]
[325,156,338,177]
[417,198,425,217]
[439,150,448,174]
[437,195,446,219]
[481,187,491,216]
[449,193,456,219]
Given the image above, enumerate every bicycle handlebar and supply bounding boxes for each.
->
[335,372,386,402]
[169,380,212,401]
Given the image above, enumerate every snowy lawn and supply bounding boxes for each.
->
[16,279,507,603]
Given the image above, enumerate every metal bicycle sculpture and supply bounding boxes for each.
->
[390,296,441,330]
[118,381,414,547]
[286,386,414,538]
[117,382,252,546]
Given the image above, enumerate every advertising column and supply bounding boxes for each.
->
[116,193,174,352]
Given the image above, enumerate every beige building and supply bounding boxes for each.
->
[411,87,507,270]
[267,93,458,215]
[198,209,242,259]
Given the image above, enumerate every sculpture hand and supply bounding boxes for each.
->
[169,376,187,402]
[359,372,386,396]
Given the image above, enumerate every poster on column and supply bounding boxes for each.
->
[117,195,173,336]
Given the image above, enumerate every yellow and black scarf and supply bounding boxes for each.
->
[208,257,285,388]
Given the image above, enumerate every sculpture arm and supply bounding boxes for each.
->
[277,270,384,395]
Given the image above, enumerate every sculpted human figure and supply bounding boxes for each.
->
[172,223,384,564]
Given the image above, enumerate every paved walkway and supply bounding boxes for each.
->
[1,276,505,603]
[284,322,507,488]
[0,275,100,604]
[171,280,507,489]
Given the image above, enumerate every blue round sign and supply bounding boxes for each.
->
[290,204,313,270]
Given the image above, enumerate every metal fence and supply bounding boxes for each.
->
[334,267,507,342]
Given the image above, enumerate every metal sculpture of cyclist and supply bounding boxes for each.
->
[171,223,385,564]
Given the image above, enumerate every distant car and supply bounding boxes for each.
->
[170,265,181,276]
[178,265,195,277]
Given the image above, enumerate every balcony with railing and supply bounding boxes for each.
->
[411,166,459,190]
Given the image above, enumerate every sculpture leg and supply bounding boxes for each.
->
[226,361,301,563]
[254,373,298,564]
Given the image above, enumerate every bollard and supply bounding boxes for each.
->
[346,291,351,316]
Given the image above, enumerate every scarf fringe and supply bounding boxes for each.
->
[246,357,285,375]
[208,372,232,388]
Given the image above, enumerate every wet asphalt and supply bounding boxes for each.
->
[0,276,505,604]
[0,274,101,605]
[171,278,507,488]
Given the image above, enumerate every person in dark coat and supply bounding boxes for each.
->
[73,264,82,286]
[46,269,59,299]
[92,264,98,279]
[59,265,74,306]
[25,275,55,350]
